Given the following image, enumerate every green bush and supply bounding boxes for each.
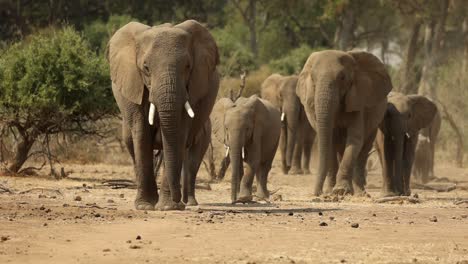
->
[268,44,323,75]
[0,27,115,173]
[83,15,139,53]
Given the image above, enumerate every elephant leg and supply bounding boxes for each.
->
[289,141,304,175]
[279,127,289,174]
[324,153,338,194]
[238,163,255,202]
[255,163,270,200]
[182,135,209,206]
[376,130,396,197]
[131,119,158,210]
[302,128,315,175]
[352,132,376,195]
[403,137,417,196]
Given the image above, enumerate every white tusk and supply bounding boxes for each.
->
[184,101,195,118]
[406,132,410,139]
[242,147,245,159]
[224,145,230,157]
[281,112,285,122]
[148,103,156,125]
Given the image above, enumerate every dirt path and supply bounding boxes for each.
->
[0,164,467,263]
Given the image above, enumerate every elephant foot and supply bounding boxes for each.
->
[134,190,158,211]
[281,165,290,175]
[155,200,186,211]
[303,169,311,175]
[353,183,367,196]
[332,182,353,196]
[255,190,269,200]
[288,167,303,175]
[184,196,199,206]
[380,190,398,197]
[232,195,253,204]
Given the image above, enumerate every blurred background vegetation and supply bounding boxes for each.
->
[0,0,466,174]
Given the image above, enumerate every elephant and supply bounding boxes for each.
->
[413,106,441,183]
[211,95,281,203]
[107,20,219,210]
[260,74,316,175]
[296,50,392,196]
[155,120,212,206]
[375,92,438,196]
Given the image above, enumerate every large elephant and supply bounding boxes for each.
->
[413,106,441,184]
[296,50,392,196]
[261,74,316,175]
[211,96,281,203]
[375,92,437,196]
[107,20,219,210]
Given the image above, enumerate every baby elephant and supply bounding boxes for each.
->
[375,92,437,196]
[211,95,281,203]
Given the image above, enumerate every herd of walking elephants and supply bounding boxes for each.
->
[107,20,441,211]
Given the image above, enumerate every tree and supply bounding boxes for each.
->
[0,27,116,174]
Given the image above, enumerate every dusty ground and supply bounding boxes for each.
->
[0,161,467,264]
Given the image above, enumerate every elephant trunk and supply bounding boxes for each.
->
[313,81,338,196]
[393,133,405,195]
[229,144,243,203]
[153,74,185,203]
[284,103,299,169]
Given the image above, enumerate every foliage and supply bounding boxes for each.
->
[0,27,115,173]
[268,45,322,75]
[83,15,140,54]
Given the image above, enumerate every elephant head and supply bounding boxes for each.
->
[381,92,437,195]
[107,20,219,204]
[296,50,392,195]
[261,74,301,173]
[211,96,263,202]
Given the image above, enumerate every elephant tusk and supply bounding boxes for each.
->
[242,147,245,159]
[224,145,230,157]
[148,103,156,125]
[405,132,410,139]
[185,101,195,118]
[281,112,285,122]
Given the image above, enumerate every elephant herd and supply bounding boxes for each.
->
[107,20,440,211]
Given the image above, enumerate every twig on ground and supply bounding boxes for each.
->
[195,183,212,190]
[99,179,136,189]
[412,183,457,192]
[18,188,63,196]
[374,196,420,204]
[454,200,468,205]
[0,184,14,194]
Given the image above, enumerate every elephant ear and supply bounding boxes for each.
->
[261,74,283,108]
[107,22,151,105]
[296,53,316,111]
[175,20,219,104]
[407,95,437,132]
[345,51,392,112]
[210,98,234,144]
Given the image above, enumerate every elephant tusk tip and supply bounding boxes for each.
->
[185,101,195,118]
[281,112,285,122]
[148,103,156,125]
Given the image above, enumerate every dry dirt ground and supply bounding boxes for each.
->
[0,161,467,264]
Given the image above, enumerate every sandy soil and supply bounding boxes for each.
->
[0,162,467,264]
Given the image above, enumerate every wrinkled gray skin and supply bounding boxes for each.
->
[107,20,219,210]
[413,108,441,183]
[296,50,392,196]
[375,92,437,196]
[261,74,316,175]
[211,96,281,203]
[156,120,211,206]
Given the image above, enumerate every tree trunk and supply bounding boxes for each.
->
[6,130,34,173]
[400,20,422,94]
[334,3,356,51]
[418,0,449,97]
[439,101,464,168]
[248,0,257,58]
[463,17,468,75]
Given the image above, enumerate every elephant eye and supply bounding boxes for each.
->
[143,62,150,74]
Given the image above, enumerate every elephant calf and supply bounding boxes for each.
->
[375,92,438,196]
[211,95,281,203]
